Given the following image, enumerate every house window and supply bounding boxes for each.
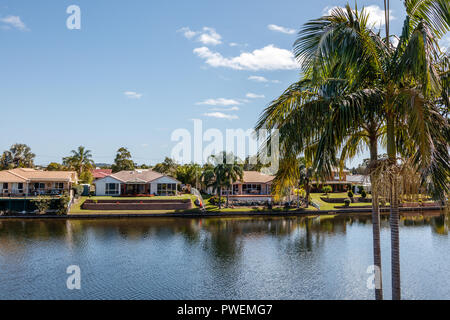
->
[2,183,8,190]
[242,184,262,194]
[157,183,177,195]
[34,183,45,190]
[233,185,239,194]
[105,183,119,195]
[54,183,64,190]
[18,183,24,193]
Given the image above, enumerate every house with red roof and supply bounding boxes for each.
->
[92,169,112,180]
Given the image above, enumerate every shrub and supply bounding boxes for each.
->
[72,184,83,197]
[358,185,365,193]
[31,197,52,215]
[55,194,71,215]
[344,199,351,207]
[347,191,354,198]
[322,185,332,195]
[209,196,225,206]
[361,190,367,199]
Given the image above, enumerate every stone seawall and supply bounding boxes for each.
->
[82,199,192,211]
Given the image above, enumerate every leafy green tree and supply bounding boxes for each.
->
[175,164,203,189]
[153,157,178,176]
[79,170,94,184]
[1,144,35,169]
[111,147,135,173]
[46,162,66,171]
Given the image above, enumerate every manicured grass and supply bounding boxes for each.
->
[69,195,199,215]
[310,193,372,211]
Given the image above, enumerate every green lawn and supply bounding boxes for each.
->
[69,195,199,215]
[310,193,372,211]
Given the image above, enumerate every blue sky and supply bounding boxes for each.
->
[0,0,429,167]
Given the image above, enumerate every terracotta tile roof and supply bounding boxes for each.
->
[0,168,78,183]
[92,169,113,179]
[110,170,168,183]
[239,171,275,184]
[0,170,27,183]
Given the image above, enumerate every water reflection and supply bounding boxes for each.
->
[0,210,448,300]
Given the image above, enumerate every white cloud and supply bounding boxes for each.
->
[268,24,296,35]
[229,42,238,47]
[248,75,269,82]
[248,75,280,83]
[178,27,197,39]
[198,27,222,45]
[203,112,238,120]
[194,45,298,71]
[196,98,241,106]
[124,91,143,99]
[0,15,28,31]
[246,93,265,99]
[209,106,240,111]
[440,34,450,52]
[178,26,222,45]
[323,5,395,28]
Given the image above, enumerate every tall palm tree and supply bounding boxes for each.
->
[63,146,94,175]
[257,2,449,300]
[202,152,244,209]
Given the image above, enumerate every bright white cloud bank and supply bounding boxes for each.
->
[324,5,395,28]
[0,15,28,30]
[196,98,241,106]
[124,91,143,99]
[178,27,222,45]
[203,112,238,120]
[194,45,298,71]
[268,24,296,34]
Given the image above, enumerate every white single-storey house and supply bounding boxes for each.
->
[94,169,181,196]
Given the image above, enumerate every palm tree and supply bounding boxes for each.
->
[298,159,315,209]
[256,2,449,300]
[63,146,94,175]
[202,152,243,209]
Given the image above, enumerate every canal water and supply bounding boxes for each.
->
[0,211,448,300]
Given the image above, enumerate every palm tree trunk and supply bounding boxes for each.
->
[387,113,401,300]
[390,175,401,300]
[369,135,383,300]
[305,180,310,208]
[218,187,222,210]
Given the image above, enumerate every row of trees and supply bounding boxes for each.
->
[256,1,449,300]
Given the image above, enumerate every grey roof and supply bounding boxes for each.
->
[346,175,371,184]
[110,170,165,183]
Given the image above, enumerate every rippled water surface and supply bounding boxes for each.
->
[0,211,448,300]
